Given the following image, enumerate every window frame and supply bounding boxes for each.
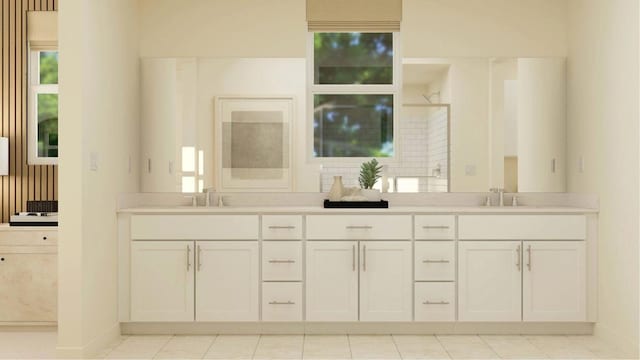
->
[306,32,401,163]
[28,43,58,165]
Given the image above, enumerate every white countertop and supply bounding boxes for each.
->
[118,205,598,214]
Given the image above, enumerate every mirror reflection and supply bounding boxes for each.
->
[140,57,567,193]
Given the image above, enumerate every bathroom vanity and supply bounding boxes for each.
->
[117,203,597,334]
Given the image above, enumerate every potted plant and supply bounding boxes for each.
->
[359,158,382,201]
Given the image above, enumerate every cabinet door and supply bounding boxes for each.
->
[360,241,412,321]
[0,250,57,322]
[458,241,522,321]
[306,241,358,321]
[131,241,194,321]
[195,241,259,321]
[523,241,586,321]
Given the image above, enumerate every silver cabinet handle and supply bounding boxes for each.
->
[352,244,356,272]
[147,158,152,173]
[186,245,191,271]
[268,301,295,305]
[197,245,202,271]
[268,259,295,264]
[346,226,373,229]
[526,245,532,271]
[423,300,450,305]
[422,225,450,229]
[268,226,296,229]
[516,244,521,271]
[422,259,450,264]
[362,244,367,271]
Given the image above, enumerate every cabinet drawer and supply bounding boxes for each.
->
[414,282,455,322]
[131,215,258,240]
[414,242,455,281]
[262,242,302,281]
[262,215,302,240]
[415,215,455,240]
[458,215,586,240]
[306,215,411,240]
[0,230,57,246]
[262,282,302,321]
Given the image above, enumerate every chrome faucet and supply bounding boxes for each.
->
[489,188,505,207]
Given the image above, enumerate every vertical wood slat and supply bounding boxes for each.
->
[21,0,28,213]
[2,0,9,222]
[0,1,58,222]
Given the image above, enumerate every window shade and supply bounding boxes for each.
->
[306,0,402,32]
[27,11,58,43]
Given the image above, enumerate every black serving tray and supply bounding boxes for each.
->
[324,199,389,208]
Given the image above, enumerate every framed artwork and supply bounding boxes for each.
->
[215,97,293,192]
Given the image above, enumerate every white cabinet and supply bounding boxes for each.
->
[131,241,195,322]
[415,282,456,322]
[195,241,259,321]
[523,241,586,321]
[306,215,412,240]
[262,241,302,281]
[306,241,358,321]
[359,241,412,321]
[306,241,411,322]
[414,242,455,281]
[458,241,522,321]
[262,282,303,321]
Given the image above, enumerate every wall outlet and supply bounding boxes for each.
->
[578,156,585,173]
[465,164,476,176]
[89,152,99,171]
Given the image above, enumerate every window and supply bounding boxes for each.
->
[309,32,399,159]
[28,46,58,165]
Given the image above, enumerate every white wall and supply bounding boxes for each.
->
[139,0,568,59]
[58,0,140,357]
[567,0,639,357]
[139,0,307,57]
[402,0,567,57]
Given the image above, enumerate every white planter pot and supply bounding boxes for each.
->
[361,189,381,202]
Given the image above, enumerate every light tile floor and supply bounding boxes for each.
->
[0,331,635,359]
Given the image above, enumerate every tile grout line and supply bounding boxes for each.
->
[200,334,218,360]
[477,334,501,359]
[347,334,354,360]
[389,334,403,360]
[434,335,453,360]
[251,334,261,360]
[151,335,174,359]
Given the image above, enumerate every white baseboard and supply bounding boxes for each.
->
[122,322,594,335]
[56,322,120,359]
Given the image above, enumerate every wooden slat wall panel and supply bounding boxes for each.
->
[0,0,58,223]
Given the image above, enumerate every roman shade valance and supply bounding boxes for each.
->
[27,11,58,43]
[306,0,402,32]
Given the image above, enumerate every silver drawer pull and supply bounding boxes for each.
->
[422,225,450,229]
[423,300,450,305]
[269,301,295,305]
[268,259,296,264]
[422,259,450,264]
[346,226,373,229]
[268,226,296,229]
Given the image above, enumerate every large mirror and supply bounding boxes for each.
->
[140,57,566,193]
